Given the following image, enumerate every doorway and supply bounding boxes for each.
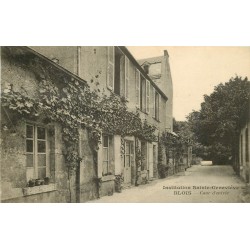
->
[123,140,134,185]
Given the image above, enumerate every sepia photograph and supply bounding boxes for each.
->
[1,1,250,250]
[1,46,249,203]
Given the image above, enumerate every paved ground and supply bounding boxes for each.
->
[90,165,247,203]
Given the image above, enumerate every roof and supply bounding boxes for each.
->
[120,47,168,101]
[138,56,164,66]
[23,46,88,85]
[6,46,168,102]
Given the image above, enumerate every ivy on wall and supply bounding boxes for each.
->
[158,132,191,177]
[1,48,157,176]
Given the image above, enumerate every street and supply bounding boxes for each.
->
[90,165,246,203]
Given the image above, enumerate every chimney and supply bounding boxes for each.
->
[164,50,169,57]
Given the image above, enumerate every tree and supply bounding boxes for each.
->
[187,76,250,165]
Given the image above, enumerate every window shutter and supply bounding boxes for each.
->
[107,46,114,90]
[146,80,150,113]
[135,69,140,107]
[125,56,129,99]
[158,94,161,121]
[155,92,159,120]
[152,87,156,118]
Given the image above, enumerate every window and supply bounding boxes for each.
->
[140,76,146,112]
[155,91,160,120]
[138,73,150,113]
[107,47,114,90]
[150,84,154,116]
[124,140,134,170]
[136,69,140,107]
[114,47,124,95]
[102,135,113,175]
[125,56,129,99]
[26,124,48,180]
[146,80,150,113]
[107,47,129,98]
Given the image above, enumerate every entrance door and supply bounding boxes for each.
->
[124,141,134,185]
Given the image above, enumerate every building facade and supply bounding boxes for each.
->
[1,46,174,202]
[239,99,250,183]
[138,51,173,132]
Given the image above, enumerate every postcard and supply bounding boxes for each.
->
[1,46,249,203]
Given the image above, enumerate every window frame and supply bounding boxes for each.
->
[155,91,160,121]
[26,123,49,180]
[140,75,146,112]
[135,69,140,108]
[108,46,129,99]
[125,56,129,100]
[107,46,115,90]
[152,87,156,118]
[146,80,150,114]
[102,135,111,175]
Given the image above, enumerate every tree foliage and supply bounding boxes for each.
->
[187,76,250,164]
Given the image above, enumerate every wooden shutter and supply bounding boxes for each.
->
[135,69,140,107]
[158,94,161,121]
[107,46,114,90]
[155,92,159,120]
[125,56,129,99]
[146,80,150,113]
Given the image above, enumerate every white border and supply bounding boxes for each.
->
[1,1,250,250]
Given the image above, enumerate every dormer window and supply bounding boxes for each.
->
[143,64,149,74]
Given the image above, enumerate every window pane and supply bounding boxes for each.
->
[38,167,46,179]
[103,148,108,161]
[26,154,34,167]
[38,141,46,153]
[103,136,109,147]
[38,154,46,166]
[126,142,130,154]
[26,125,33,138]
[130,142,134,155]
[37,127,46,139]
[26,140,33,152]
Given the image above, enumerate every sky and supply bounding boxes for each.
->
[127,46,250,121]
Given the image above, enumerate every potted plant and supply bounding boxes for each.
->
[44,177,50,185]
[28,179,35,187]
[35,179,42,186]
[114,175,123,193]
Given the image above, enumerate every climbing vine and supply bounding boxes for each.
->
[1,49,157,175]
[158,132,191,178]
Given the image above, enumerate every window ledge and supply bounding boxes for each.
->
[23,184,57,196]
[102,175,115,182]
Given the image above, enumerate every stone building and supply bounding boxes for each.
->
[138,50,173,132]
[1,46,174,202]
[239,99,250,183]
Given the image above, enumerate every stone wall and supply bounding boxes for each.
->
[0,48,78,202]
